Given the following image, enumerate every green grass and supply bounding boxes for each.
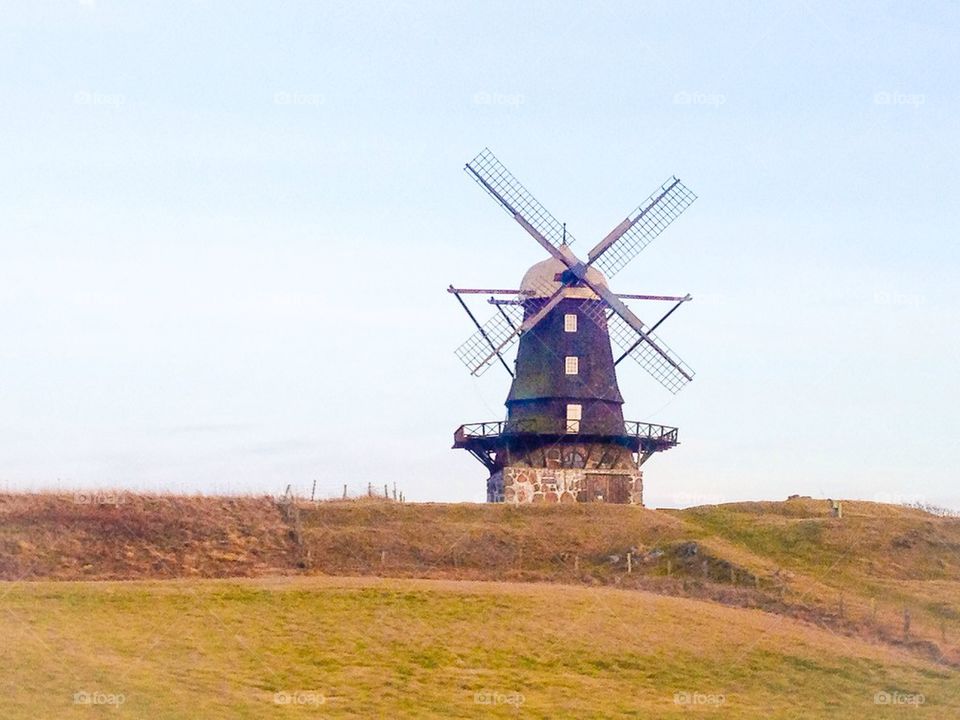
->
[673,500,960,662]
[6,493,960,675]
[2,576,957,719]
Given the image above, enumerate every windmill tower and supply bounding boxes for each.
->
[450,149,697,505]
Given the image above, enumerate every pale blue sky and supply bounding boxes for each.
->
[1,1,957,508]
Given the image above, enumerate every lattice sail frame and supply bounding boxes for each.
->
[590,177,697,278]
[605,309,695,394]
[465,149,576,250]
[454,303,525,376]
[577,300,695,395]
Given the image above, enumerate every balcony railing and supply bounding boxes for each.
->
[454,419,678,446]
[624,421,679,444]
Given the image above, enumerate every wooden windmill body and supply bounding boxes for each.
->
[450,150,697,505]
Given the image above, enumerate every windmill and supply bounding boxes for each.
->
[450,149,697,505]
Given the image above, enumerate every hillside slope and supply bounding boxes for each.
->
[2,576,956,719]
[2,493,958,668]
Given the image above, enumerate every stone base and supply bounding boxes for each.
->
[487,442,644,506]
[488,467,643,505]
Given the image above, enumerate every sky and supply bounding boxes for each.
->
[0,1,957,509]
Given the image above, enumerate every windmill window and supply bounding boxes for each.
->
[566,404,582,433]
[565,356,579,375]
[564,314,578,332]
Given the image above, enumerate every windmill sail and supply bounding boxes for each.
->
[454,304,524,376]
[605,310,695,394]
[588,177,696,278]
[465,148,576,251]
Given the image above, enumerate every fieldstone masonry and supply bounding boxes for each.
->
[487,443,644,506]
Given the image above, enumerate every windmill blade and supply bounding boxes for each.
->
[465,148,576,259]
[454,304,524,376]
[577,279,694,394]
[469,285,569,373]
[605,311,695,394]
[588,177,697,278]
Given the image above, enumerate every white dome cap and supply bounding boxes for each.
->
[519,256,608,299]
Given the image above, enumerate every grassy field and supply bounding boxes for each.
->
[3,493,959,716]
[3,575,956,719]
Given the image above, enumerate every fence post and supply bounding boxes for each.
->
[627,552,632,574]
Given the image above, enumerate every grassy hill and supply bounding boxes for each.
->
[2,493,958,717]
[2,576,955,719]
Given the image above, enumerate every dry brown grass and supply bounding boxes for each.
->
[0,492,295,580]
[3,491,959,668]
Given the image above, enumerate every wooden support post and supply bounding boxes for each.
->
[311,479,316,502]
[627,552,632,574]
[666,559,672,577]
[343,484,347,499]
[384,483,389,499]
